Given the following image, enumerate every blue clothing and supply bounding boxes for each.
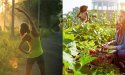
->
[112,33,125,50]
[117,50,125,58]
[112,28,125,59]
[112,50,125,59]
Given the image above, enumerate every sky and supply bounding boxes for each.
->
[63,0,125,14]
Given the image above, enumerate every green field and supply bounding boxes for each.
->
[63,10,121,75]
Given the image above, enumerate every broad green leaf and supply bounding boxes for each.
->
[63,51,75,69]
[79,55,96,66]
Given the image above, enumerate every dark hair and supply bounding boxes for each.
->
[80,5,88,12]
[20,23,30,36]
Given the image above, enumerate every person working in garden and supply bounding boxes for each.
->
[77,5,89,25]
[16,8,45,75]
[103,10,125,72]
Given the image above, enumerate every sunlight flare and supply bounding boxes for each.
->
[9,57,18,69]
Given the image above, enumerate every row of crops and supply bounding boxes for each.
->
[63,10,120,75]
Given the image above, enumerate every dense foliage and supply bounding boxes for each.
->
[0,32,24,75]
[63,10,120,75]
[16,0,62,31]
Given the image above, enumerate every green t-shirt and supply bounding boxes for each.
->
[27,33,43,58]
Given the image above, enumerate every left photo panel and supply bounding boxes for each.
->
[0,0,62,75]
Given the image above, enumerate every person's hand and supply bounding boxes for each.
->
[104,42,110,45]
[104,42,112,46]
[103,42,110,50]
[103,45,109,50]
[103,45,116,50]
[21,49,30,54]
[25,51,30,54]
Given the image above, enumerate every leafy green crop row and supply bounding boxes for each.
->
[63,10,119,75]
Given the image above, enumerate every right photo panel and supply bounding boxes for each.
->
[63,0,125,74]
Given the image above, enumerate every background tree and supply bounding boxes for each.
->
[16,0,62,31]
[11,0,15,37]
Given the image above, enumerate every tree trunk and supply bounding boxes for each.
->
[11,0,15,37]
[4,0,8,31]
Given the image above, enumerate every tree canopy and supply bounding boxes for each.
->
[16,0,62,31]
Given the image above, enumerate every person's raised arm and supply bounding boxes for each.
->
[15,8,39,36]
